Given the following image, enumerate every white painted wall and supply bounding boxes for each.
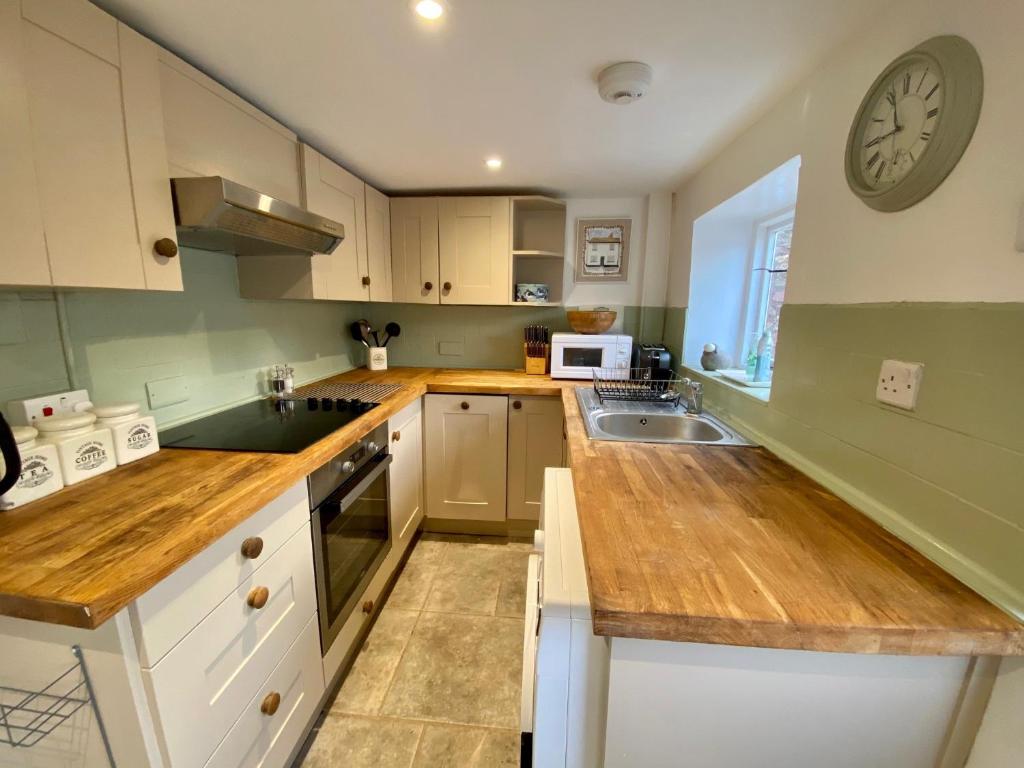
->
[967,658,1024,767]
[667,0,1024,306]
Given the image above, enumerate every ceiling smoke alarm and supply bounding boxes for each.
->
[597,61,653,105]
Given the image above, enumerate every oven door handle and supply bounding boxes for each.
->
[336,453,393,514]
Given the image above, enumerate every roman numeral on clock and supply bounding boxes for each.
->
[864,135,884,148]
[926,83,939,100]
[927,107,939,119]
[903,72,911,95]
[920,130,931,141]
[866,151,880,169]
[875,160,887,182]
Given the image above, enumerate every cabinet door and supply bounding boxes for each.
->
[17,1,181,290]
[390,197,440,304]
[424,394,507,521]
[365,184,393,302]
[302,145,369,301]
[388,398,423,569]
[507,396,565,521]
[438,197,510,305]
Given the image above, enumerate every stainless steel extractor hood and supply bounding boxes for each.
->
[171,176,344,256]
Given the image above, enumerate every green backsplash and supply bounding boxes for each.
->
[683,302,1024,618]
[0,250,365,426]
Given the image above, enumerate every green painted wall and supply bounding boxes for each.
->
[682,302,1024,616]
[0,250,365,426]
[661,306,686,370]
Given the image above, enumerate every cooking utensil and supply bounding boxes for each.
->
[383,322,401,346]
[349,321,370,348]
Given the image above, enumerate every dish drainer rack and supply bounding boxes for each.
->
[592,367,683,405]
[0,645,115,765]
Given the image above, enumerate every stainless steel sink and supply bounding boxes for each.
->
[576,388,755,446]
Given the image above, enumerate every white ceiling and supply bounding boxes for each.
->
[95,0,882,196]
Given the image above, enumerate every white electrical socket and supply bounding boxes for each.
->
[6,389,92,426]
[876,360,924,410]
[146,375,190,409]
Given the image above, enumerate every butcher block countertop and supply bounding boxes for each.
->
[0,367,1021,656]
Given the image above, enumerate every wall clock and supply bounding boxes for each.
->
[845,35,983,212]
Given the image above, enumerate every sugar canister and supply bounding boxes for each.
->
[92,403,159,465]
[36,412,115,486]
[0,426,64,510]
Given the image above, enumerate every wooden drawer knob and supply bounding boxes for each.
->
[443,281,452,292]
[392,430,401,441]
[362,275,371,286]
[362,599,374,614]
[247,586,270,609]
[513,400,522,410]
[423,281,433,291]
[260,691,281,716]
[460,401,469,410]
[153,237,178,258]
[240,537,264,559]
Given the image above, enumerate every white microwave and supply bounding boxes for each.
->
[550,332,632,379]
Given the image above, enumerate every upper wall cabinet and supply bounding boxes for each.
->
[438,197,510,305]
[365,184,393,302]
[0,0,181,291]
[390,197,440,304]
[391,196,510,306]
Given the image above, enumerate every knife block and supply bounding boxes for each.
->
[524,343,549,375]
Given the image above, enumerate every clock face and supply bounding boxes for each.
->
[858,60,943,189]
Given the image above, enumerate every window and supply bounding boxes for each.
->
[744,213,793,374]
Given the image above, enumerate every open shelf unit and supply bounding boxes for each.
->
[510,196,567,305]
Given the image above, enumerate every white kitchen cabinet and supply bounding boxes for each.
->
[365,183,394,302]
[438,196,511,304]
[390,197,441,304]
[424,394,508,522]
[302,144,370,301]
[507,396,565,521]
[0,0,181,291]
[388,398,423,569]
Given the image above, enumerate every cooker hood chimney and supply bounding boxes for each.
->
[170,176,344,256]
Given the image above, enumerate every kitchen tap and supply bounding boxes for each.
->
[681,378,704,415]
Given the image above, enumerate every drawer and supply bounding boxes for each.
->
[131,480,308,667]
[143,522,316,768]
[204,615,324,768]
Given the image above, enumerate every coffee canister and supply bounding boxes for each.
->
[36,412,115,486]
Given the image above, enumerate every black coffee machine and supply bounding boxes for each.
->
[632,344,672,379]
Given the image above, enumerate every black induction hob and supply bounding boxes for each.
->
[160,397,379,453]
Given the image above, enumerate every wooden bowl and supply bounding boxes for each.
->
[566,309,617,334]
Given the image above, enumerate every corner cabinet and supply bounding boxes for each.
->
[0,0,181,291]
[507,396,565,521]
[391,196,510,305]
[365,183,393,302]
[424,394,508,522]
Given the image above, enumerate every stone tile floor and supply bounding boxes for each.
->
[300,533,531,768]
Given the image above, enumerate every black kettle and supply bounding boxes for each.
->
[0,413,21,497]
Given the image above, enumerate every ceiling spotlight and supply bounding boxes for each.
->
[485,157,503,170]
[414,0,444,20]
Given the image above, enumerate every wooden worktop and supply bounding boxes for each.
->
[0,367,1021,656]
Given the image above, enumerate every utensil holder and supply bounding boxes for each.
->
[524,343,549,375]
[367,347,388,371]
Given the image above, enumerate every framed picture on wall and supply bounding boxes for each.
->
[575,218,631,283]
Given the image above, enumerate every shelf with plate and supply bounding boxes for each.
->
[511,197,567,305]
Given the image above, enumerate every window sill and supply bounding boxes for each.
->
[682,364,771,403]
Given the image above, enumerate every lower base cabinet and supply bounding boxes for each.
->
[507,396,565,521]
[388,398,424,573]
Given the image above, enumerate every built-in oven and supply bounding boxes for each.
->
[309,423,391,657]
[549,332,633,379]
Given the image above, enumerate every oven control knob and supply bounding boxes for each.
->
[366,441,380,453]
[341,460,356,473]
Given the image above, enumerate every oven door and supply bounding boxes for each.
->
[311,451,393,655]
[551,340,613,379]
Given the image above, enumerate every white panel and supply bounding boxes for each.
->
[438,196,510,305]
[507,396,564,521]
[21,0,118,65]
[365,183,393,302]
[387,397,423,572]
[389,197,440,304]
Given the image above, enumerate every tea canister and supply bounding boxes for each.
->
[0,426,64,510]
[92,403,159,465]
[36,412,115,486]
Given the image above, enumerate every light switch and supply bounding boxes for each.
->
[876,360,923,410]
[146,376,190,409]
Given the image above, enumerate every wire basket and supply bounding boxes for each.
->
[592,367,683,404]
[0,645,115,764]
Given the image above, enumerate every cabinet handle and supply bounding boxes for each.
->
[240,536,264,559]
[443,281,452,292]
[460,401,469,410]
[153,238,178,258]
[362,599,374,614]
[512,400,522,410]
[260,692,281,716]
[424,281,433,291]
[392,430,401,441]
[247,586,270,609]
[362,275,371,286]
